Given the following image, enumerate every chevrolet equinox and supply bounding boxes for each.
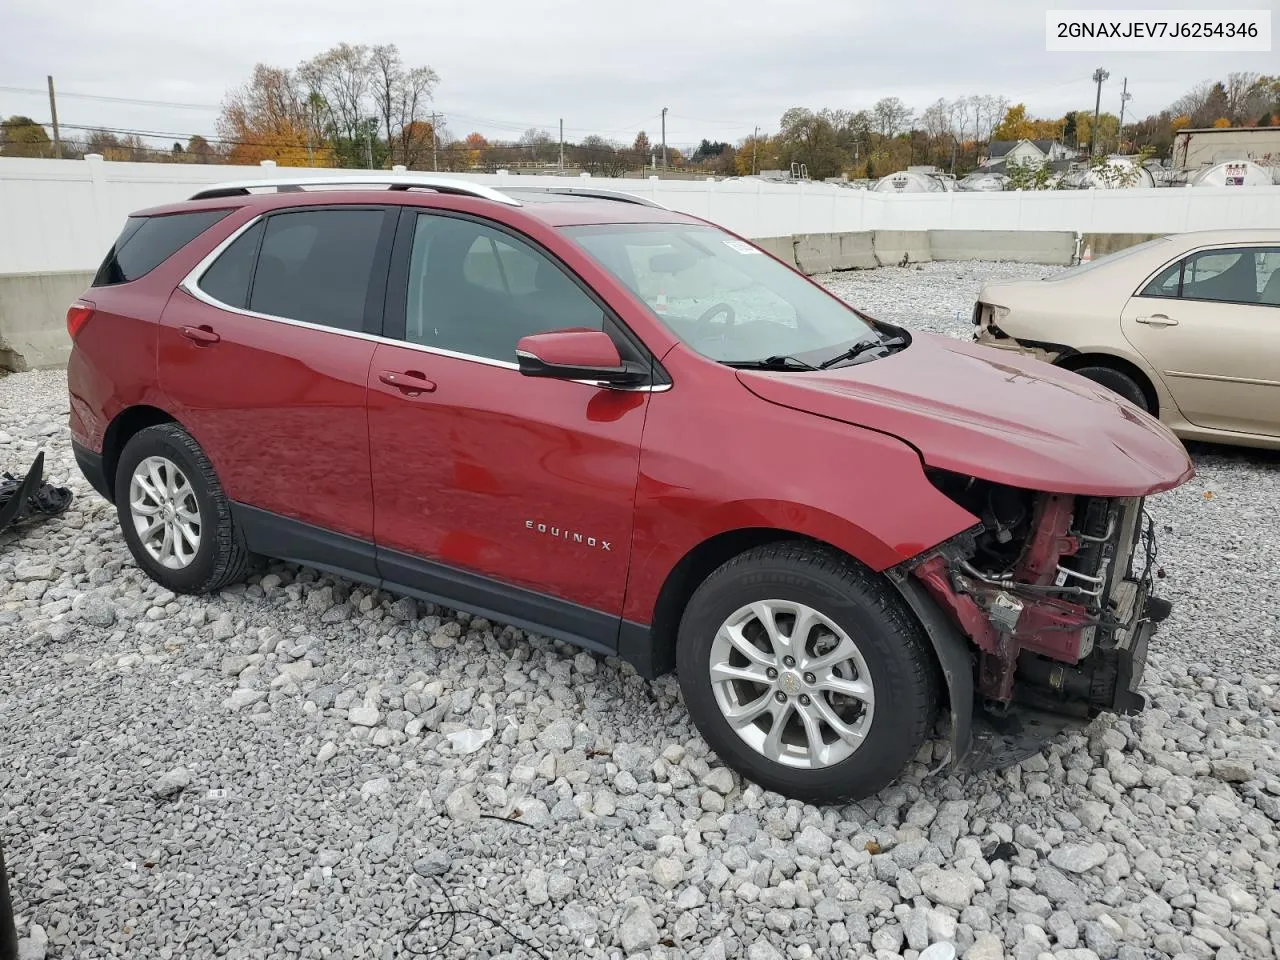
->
[66,175,1195,802]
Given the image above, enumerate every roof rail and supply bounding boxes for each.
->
[188,174,521,206]
[506,185,669,210]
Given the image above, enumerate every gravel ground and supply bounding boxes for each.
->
[2,261,1280,960]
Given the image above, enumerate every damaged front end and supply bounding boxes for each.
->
[899,469,1169,772]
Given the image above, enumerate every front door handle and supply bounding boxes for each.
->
[1135,314,1178,327]
[180,324,221,345]
[379,370,437,395]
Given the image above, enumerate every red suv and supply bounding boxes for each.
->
[66,175,1194,802]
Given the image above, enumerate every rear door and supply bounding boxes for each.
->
[1121,245,1280,437]
[160,205,396,558]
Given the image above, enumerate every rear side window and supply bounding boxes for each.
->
[248,209,385,332]
[198,221,264,309]
[93,210,231,286]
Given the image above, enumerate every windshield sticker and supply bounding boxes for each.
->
[722,240,762,255]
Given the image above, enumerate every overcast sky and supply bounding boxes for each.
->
[2,0,1276,150]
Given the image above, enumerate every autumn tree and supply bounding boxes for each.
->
[218,63,331,166]
[733,132,774,175]
[0,116,52,157]
[632,130,651,167]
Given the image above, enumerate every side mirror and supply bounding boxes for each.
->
[516,330,647,387]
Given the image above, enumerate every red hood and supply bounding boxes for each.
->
[737,333,1195,497]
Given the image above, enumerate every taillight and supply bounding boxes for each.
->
[67,302,95,339]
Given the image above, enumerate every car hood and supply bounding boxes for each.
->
[736,333,1194,497]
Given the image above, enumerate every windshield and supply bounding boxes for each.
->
[562,223,880,364]
[1043,236,1172,281]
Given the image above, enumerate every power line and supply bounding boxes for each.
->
[0,84,220,110]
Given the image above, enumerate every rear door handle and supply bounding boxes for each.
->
[180,324,221,345]
[379,370,437,394]
[1135,314,1178,327]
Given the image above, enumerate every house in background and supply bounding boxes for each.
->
[981,139,1075,173]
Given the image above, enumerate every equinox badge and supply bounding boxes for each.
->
[525,520,611,551]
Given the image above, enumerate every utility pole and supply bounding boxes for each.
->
[1118,77,1131,154]
[1091,67,1110,157]
[752,125,759,175]
[47,75,61,159]
[430,112,439,171]
[559,118,564,171]
[661,107,668,169]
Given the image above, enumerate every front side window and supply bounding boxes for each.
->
[93,210,231,286]
[404,214,604,362]
[248,209,385,331]
[564,223,879,364]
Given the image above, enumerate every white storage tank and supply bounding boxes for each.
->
[1189,160,1276,187]
[872,170,945,193]
[1068,156,1156,189]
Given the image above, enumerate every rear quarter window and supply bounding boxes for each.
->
[93,209,231,286]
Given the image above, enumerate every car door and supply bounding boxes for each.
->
[1121,245,1280,437]
[367,210,655,649]
[160,205,396,558]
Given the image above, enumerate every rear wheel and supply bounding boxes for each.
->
[1073,366,1150,412]
[114,424,249,594]
[676,542,938,804]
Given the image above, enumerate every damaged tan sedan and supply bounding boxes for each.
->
[974,230,1280,450]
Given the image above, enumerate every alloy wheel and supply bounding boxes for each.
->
[129,455,202,570]
[708,599,875,769]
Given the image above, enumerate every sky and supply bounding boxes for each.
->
[2,0,1277,151]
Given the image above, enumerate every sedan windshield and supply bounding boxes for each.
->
[562,223,881,365]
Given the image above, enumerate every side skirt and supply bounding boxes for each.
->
[231,502,656,673]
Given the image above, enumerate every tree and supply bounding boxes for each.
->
[993,104,1033,141]
[464,132,488,169]
[1260,112,1275,127]
[299,43,373,166]
[0,116,52,157]
[871,97,913,139]
[219,63,331,166]
[187,135,216,162]
[632,130,651,167]
[518,127,555,164]
[733,132,773,175]
[776,107,847,179]
[1212,117,1232,128]
[367,45,439,167]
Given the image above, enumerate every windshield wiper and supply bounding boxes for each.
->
[723,354,818,371]
[816,335,907,369]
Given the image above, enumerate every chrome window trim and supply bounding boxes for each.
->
[179,213,672,391]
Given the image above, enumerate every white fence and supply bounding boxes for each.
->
[3,156,1280,275]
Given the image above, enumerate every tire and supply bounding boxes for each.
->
[1073,366,1150,412]
[676,541,938,804]
[113,423,250,594]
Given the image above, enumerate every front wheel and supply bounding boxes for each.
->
[676,542,938,804]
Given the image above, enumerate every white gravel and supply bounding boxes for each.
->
[2,261,1280,959]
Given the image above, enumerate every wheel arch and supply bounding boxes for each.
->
[101,404,181,499]
[639,526,914,678]
[1055,351,1160,416]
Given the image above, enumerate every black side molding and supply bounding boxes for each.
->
[230,502,650,669]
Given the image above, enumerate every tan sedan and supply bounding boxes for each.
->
[973,229,1280,450]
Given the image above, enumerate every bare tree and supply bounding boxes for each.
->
[1169,80,1215,124]
[872,97,913,138]
[370,44,404,151]
[300,43,373,146]
[1223,71,1262,123]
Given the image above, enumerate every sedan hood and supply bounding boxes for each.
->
[737,333,1194,497]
